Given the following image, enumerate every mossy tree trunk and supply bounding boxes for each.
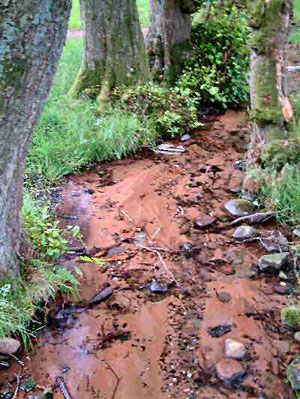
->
[146,0,195,83]
[71,0,150,102]
[247,0,293,162]
[0,0,71,278]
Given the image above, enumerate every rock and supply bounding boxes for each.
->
[181,134,191,142]
[216,359,245,383]
[230,187,241,194]
[0,338,21,355]
[294,332,300,343]
[260,232,289,253]
[134,232,147,246]
[156,144,185,154]
[149,280,168,293]
[287,360,300,390]
[180,242,193,252]
[216,291,232,303]
[232,226,258,240]
[224,199,253,217]
[258,253,289,273]
[293,229,300,238]
[241,192,255,202]
[225,339,246,360]
[274,282,293,295]
[87,287,113,305]
[279,271,289,280]
[194,215,216,229]
[236,263,258,279]
[208,323,235,338]
[233,160,247,171]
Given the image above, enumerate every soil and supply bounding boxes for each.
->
[1,111,299,399]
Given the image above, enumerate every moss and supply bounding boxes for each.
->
[166,39,193,84]
[69,61,105,98]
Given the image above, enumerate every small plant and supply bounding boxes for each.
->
[177,1,250,110]
[281,306,300,328]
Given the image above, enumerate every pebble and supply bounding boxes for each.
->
[209,323,235,338]
[279,270,289,280]
[181,134,191,142]
[194,215,216,229]
[216,359,245,383]
[287,359,300,390]
[180,242,193,252]
[0,338,20,355]
[217,291,232,303]
[258,253,289,273]
[294,332,300,343]
[232,226,258,240]
[293,229,300,238]
[260,232,289,253]
[233,160,247,171]
[225,339,246,360]
[224,199,253,217]
[274,282,293,295]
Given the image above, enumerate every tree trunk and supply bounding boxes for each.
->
[0,0,71,278]
[247,0,293,162]
[71,0,150,102]
[146,0,195,83]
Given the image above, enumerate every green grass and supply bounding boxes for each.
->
[69,0,150,30]
[0,195,80,345]
[26,38,154,184]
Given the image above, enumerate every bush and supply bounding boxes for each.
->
[111,83,200,138]
[178,1,250,110]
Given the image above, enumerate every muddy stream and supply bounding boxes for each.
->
[2,111,298,398]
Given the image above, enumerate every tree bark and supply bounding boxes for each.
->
[71,0,150,102]
[146,0,195,83]
[247,0,293,162]
[0,0,71,278]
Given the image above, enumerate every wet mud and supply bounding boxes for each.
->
[2,111,298,399]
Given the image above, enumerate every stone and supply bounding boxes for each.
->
[224,199,253,217]
[217,291,232,303]
[294,332,300,343]
[232,226,258,240]
[260,232,289,253]
[236,263,258,279]
[225,339,246,360]
[208,323,235,338]
[0,338,21,355]
[194,215,216,229]
[293,229,300,238]
[230,187,241,194]
[233,160,247,171]
[274,282,293,295]
[216,359,245,383]
[149,281,168,293]
[258,253,289,273]
[241,192,255,202]
[287,360,300,390]
[181,134,191,142]
[279,271,289,281]
[180,242,193,252]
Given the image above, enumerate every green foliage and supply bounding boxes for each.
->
[0,196,80,344]
[178,1,250,109]
[261,139,300,170]
[281,306,300,328]
[111,83,200,138]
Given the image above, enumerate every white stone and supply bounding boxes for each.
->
[225,338,246,360]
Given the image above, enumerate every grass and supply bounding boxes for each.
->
[69,0,150,30]
[26,39,155,184]
[0,195,80,345]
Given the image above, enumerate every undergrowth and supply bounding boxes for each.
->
[0,195,81,345]
[177,0,250,110]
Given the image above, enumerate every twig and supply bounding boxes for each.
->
[56,376,73,399]
[12,374,21,399]
[229,212,275,227]
[138,245,180,286]
[120,210,133,223]
[104,361,121,399]
[9,353,24,367]
[150,227,161,243]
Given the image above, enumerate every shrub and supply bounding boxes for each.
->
[178,1,250,110]
[111,83,200,138]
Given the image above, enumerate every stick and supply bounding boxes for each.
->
[138,245,180,286]
[12,374,21,399]
[9,353,24,367]
[229,212,275,227]
[120,210,133,222]
[56,376,73,399]
[105,361,121,399]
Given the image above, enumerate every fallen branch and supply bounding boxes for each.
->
[12,374,21,399]
[120,210,133,223]
[229,212,275,227]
